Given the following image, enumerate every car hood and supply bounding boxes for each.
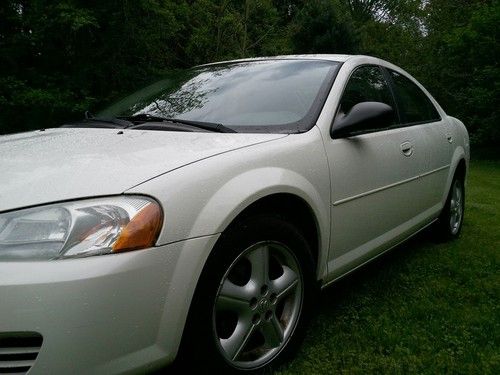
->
[0,128,286,212]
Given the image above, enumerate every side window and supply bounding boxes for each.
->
[389,70,441,124]
[337,65,397,127]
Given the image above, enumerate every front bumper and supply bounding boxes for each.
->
[0,234,220,374]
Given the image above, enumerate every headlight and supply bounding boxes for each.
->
[0,196,163,261]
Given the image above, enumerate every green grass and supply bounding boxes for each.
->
[278,160,500,375]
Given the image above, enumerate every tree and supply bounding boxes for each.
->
[422,0,500,145]
[184,0,285,65]
[290,0,359,54]
[0,0,188,133]
[0,0,497,146]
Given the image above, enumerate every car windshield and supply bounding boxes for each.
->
[98,59,340,133]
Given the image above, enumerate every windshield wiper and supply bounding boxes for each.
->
[62,115,133,129]
[119,114,237,133]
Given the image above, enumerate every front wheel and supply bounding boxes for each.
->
[179,215,317,373]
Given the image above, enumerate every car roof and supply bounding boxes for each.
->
[198,54,357,67]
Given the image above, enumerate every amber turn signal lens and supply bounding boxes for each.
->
[112,202,163,253]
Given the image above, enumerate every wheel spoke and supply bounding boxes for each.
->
[271,265,299,299]
[217,279,254,312]
[456,192,462,210]
[220,319,255,361]
[247,245,270,286]
[261,315,284,348]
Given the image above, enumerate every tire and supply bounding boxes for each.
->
[435,174,465,241]
[178,214,317,373]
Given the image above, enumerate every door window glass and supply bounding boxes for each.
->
[389,70,441,124]
[337,65,397,127]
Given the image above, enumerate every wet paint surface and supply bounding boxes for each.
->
[0,128,285,211]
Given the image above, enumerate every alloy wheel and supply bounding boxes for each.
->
[449,179,464,235]
[212,241,303,369]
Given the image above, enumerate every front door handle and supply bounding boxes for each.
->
[400,141,414,157]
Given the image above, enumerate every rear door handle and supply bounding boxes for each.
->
[400,141,414,157]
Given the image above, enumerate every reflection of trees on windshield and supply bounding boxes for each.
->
[130,63,250,119]
[131,76,214,118]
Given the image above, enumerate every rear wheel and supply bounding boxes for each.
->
[179,215,316,373]
[435,175,465,240]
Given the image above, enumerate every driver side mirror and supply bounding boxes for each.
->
[331,101,394,138]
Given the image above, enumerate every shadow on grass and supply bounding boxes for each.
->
[318,225,437,310]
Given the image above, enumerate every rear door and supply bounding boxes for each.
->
[323,65,427,279]
[386,69,452,216]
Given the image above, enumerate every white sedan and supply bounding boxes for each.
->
[0,55,469,374]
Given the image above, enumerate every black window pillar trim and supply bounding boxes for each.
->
[381,66,403,126]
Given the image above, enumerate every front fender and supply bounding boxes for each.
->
[127,128,331,279]
[191,165,329,261]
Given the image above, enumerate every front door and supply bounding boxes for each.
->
[323,65,426,280]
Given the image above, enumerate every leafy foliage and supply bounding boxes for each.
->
[289,0,359,54]
[0,0,498,146]
[422,1,500,146]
